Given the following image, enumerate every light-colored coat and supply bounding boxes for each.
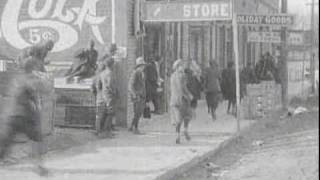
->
[170,69,193,107]
[92,67,118,107]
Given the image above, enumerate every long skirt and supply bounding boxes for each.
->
[170,99,192,125]
[205,91,220,110]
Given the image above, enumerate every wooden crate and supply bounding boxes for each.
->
[65,105,95,128]
[54,87,96,129]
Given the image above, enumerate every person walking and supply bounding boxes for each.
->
[0,58,52,176]
[221,61,236,115]
[202,61,222,120]
[128,57,147,134]
[145,57,159,114]
[185,60,202,122]
[170,59,193,144]
[92,57,118,138]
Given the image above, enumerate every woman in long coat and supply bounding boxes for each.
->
[221,62,236,115]
[202,61,222,120]
[170,59,193,144]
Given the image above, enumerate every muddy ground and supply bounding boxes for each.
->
[172,97,319,180]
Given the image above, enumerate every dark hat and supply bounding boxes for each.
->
[45,40,54,51]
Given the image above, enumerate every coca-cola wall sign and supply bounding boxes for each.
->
[0,0,111,61]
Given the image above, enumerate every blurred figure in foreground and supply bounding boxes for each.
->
[170,59,193,144]
[17,40,54,72]
[0,58,52,176]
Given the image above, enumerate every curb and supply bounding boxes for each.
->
[155,123,255,180]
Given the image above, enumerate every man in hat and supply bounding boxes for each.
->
[145,56,159,114]
[128,57,146,134]
[0,57,52,176]
[18,40,55,72]
[99,43,119,131]
[93,57,118,138]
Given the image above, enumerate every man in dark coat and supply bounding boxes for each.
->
[87,40,98,70]
[65,40,98,81]
[255,52,277,81]
[0,58,51,176]
[18,40,55,72]
[145,58,159,113]
[202,61,221,120]
[240,62,258,96]
[128,57,147,134]
[221,61,236,115]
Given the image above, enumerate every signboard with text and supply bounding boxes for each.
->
[288,32,304,45]
[143,0,232,22]
[247,31,281,43]
[237,14,294,26]
[248,31,306,45]
[0,0,111,62]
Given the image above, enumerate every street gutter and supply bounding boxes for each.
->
[155,120,256,180]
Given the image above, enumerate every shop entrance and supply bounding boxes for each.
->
[188,25,211,69]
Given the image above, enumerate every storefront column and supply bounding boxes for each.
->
[182,23,189,60]
[177,22,182,59]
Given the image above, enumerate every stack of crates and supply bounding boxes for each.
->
[244,81,282,120]
[245,84,264,119]
[55,88,96,128]
[261,81,275,114]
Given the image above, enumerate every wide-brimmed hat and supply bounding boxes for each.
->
[136,57,146,66]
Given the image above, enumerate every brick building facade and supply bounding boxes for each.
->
[0,0,280,127]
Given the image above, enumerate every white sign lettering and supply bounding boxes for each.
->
[183,3,230,18]
[248,32,281,43]
[144,1,232,22]
[0,0,107,52]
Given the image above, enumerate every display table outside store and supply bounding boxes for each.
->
[241,81,282,120]
[54,78,96,129]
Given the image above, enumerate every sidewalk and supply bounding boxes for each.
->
[0,101,254,180]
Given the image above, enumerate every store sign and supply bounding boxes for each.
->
[143,0,232,22]
[248,31,306,45]
[237,14,294,26]
[248,31,281,43]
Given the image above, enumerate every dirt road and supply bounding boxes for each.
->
[172,109,319,180]
[221,129,318,180]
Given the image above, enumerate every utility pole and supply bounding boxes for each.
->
[310,0,315,93]
[232,0,241,132]
[280,0,288,110]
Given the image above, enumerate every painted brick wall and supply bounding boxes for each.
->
[0,0,112,62]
